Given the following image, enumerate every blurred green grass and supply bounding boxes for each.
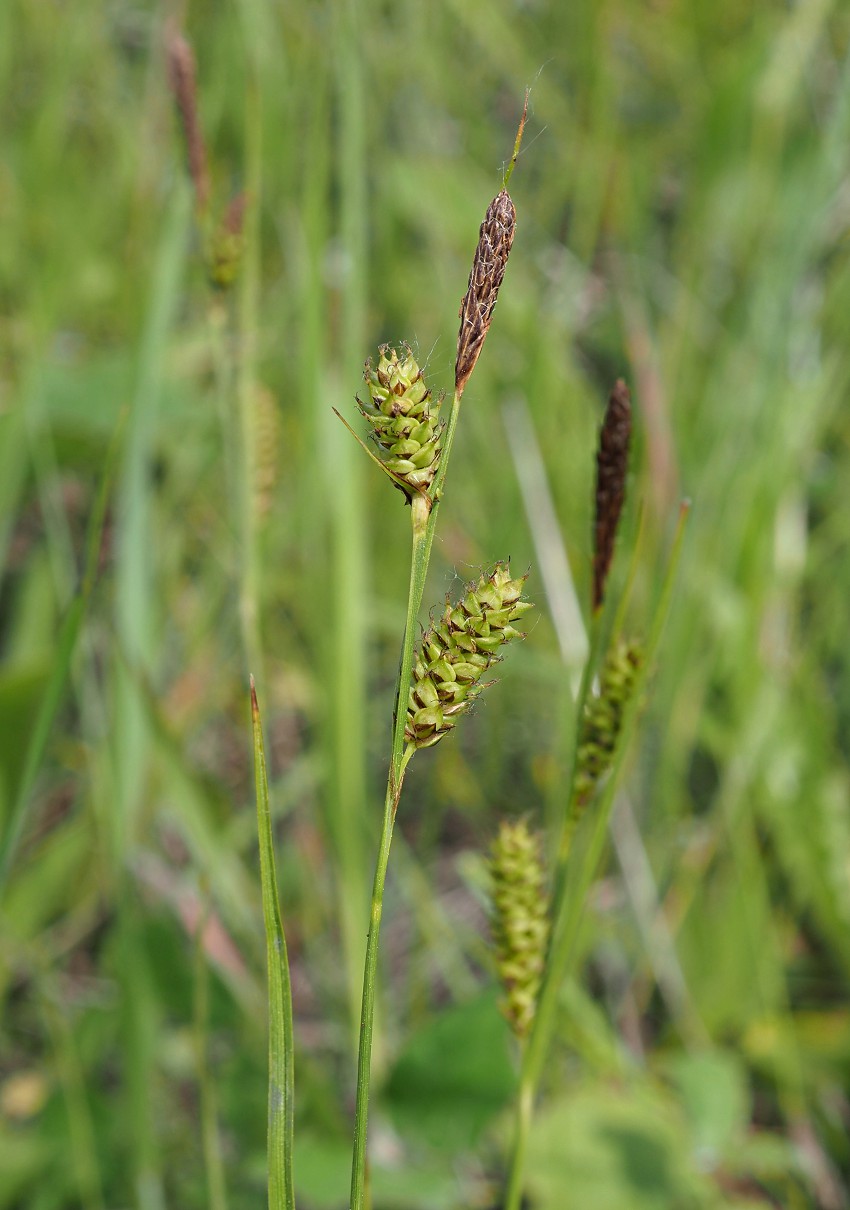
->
[1,0,850,1206]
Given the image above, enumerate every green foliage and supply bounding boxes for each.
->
[385,994,516,1151]
[1,0,850,1206]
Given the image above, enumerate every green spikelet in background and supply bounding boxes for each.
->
[406,564,532,749]
[358,345,443,499]
[489,819,550,1040]
[574,637,643,810]
[207,192,247,290]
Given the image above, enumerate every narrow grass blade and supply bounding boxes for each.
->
[193,890,229,1210]
[251,678,295,1210]
[0,413,122,895]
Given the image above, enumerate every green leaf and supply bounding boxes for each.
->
[663,1049,750,1165]
[526,1081,718,1210]
[252,680,295,1210]
[385,993,516,1151]
[0,407,122,896]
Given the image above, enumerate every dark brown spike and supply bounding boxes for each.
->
[166,26,210,215]
[454,189,516,398]
[592,379,632,612]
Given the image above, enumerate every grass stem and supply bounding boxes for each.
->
[350,491,429,1210]
[502,501,691,1207]
[503,1043,532,1210]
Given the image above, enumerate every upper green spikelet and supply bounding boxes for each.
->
[574,636,643,809]
[406,563,533,749]
[358,345,443,500]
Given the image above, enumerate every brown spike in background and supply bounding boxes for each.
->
[593,378,632,612]
[166,25,210,216]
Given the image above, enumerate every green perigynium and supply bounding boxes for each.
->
[574,636,643,809]
[490,819,550,1039]
[406,563,532,749]
[358,345,443,499]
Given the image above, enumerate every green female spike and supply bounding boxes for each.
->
[357,344,444,500]
[490,818,550,1040]
[406,563,532,749]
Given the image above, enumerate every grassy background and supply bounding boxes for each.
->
[2,1,850,1207]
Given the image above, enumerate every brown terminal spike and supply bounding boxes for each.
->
[166,25,210,217]
[593,379,632,612]
[454,191,516,399]
[454,99,527,398]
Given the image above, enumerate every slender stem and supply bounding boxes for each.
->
[503,1044,532,1210]
[420,389,462,573]
[350,493,429,1210]
[502,501,691,1207]
[349,746,413,1210]
[350,390,465,1209]
[389,494,432,770]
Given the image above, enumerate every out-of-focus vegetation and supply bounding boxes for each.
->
[2,1,850,1207]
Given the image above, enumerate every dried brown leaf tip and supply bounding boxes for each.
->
[593,379,632,613]
[166,26,210,216]
[454,95,528,398]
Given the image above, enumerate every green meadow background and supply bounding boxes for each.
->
[2,1,850,1207]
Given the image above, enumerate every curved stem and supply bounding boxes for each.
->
[349,392,466,1210]
[350,494,429,1210]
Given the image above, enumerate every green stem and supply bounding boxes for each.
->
[350,390,464,1209]
[503,1044,532,1210]
[503,501,691,1208]
[252,682,295,1210]
[349,746,413,1210]
[420,389,462,572]
[350,492,430,1210]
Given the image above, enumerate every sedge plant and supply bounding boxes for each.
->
[249,100,532,1209]
[248,91,689,1210]
[345,99,532,1210]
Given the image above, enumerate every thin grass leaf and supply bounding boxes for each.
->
[251,678,295,1210]
[0,413,123,896]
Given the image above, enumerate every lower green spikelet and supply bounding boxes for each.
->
[405,563,533,749]
[489,819,550,1040]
